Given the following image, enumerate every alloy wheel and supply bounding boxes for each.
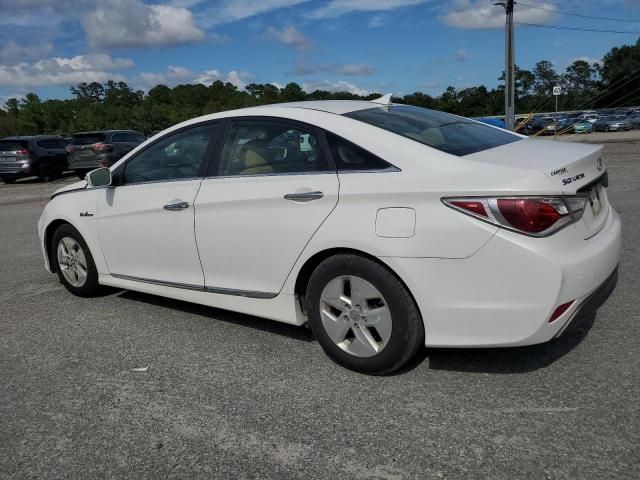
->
[57,237,88,287]
[319,275,392,357]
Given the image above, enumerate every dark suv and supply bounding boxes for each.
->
[67,130,146,178]
[0,136,69,184]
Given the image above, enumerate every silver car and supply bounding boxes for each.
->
[594,115,632,132]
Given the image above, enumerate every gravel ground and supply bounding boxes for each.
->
[0,139,638,479]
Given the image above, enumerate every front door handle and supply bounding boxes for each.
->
[163,201,190,211]
[283,191,324,202]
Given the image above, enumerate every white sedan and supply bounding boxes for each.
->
[38,98,621,374]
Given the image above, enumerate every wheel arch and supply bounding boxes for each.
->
[293,247,422,321]
[44,219,73,273]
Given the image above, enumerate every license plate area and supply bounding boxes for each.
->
[588,185,603,217]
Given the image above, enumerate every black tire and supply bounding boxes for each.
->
[51,224,103,297]
[306,254,424,375]
[1,177,16,184]
[604,125,610,132]
[75,170,87,179]
[38,162,54,182]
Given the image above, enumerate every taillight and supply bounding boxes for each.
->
[92,143,113,152]
[66,145,74,153]
[497,198,563,233]
[16,149,29,155]
[443,196,587,236]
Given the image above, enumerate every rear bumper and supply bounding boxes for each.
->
[382,207,621,347]
[554,265,618,338]
[0,160,36,177]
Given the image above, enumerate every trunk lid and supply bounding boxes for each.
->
[465,138,609,238]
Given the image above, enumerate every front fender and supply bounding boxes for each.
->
[38,189,108,274]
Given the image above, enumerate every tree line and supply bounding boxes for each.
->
[0,38,638,137]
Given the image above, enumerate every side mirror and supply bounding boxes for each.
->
[86,167,112,187]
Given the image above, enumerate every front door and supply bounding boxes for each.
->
[96,123,219,287]
[194,118,339,296]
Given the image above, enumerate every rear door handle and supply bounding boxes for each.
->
[283,191,324,202]
[163,201,190,211]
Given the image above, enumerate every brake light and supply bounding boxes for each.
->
[92,143,113,152]
[16,149,29,155]
[443,195,587,236]
[497,198,563,233]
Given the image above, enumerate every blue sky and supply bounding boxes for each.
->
[1,0,639,105]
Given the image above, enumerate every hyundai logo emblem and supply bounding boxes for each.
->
[596,158,603,171]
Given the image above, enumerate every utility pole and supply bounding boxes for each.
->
[494,0,515,131]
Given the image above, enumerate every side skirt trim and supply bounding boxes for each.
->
[111,273,277,299]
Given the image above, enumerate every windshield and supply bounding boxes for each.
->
[343,105,521,156]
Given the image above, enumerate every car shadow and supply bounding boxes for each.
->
[111,288,597,374]
[116,290,315,342]
[417,311,597,375]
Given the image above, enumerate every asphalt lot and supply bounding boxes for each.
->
[1,134,639,479]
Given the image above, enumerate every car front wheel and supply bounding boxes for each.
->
[306,254,424,375]
[52,224,102,297]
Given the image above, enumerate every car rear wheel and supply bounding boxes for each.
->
[38,162,58,182]
[306,254,424,375]
[52,224,102,297]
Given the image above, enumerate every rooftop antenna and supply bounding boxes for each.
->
[371,93,393,105]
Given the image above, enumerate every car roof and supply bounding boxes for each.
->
[71,130,142,135]
[0,135,63,141]
[257,100,380,115]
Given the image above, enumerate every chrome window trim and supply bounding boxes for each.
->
[111,273,277,299]
[116,176,204,187]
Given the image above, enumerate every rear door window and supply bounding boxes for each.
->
[72,133,106,145]
[344,105,521,156]
[36,139,68,150]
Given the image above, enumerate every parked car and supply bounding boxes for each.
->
[625,114,640,129]
[38,99,620,374]
[67,130,146,178]
[593,115,632,132]
[524,116,559,135]
[472,117,506,129]
[579,114,600,124]
[0,136,69,184]
[573,120,594,134]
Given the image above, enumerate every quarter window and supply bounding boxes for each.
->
[326,133,395,172]
[218,121,328,176]
[122,124,216,184]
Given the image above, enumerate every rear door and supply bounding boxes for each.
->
[194,118,339,296]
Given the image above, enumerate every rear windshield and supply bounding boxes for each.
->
[0,140,28,151]
[344,105,520,156]
[72,133,106,145]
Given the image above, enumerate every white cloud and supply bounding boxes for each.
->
[368,15,387,28]
[294,63,375,76]
[309,0,431,18]
[0,53,134,87]
[200,0,311,27]
[441,0,554,29]
[83,0,204,48]
[455,48,469,62]
[134,66,254,90]
[265,26,312,50]
[0,41,53,64]
[571,56,601,66]
[301,80,369,96]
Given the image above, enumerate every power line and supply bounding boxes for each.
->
[517,2,640,23]
[516,22,640,34]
